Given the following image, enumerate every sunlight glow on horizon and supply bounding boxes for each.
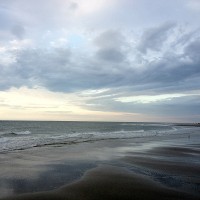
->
[0,87,141,122]
[0,87,197,123]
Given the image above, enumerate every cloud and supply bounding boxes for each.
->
[0,0,200,121]
[94,30,128,62]
[11,25,25,39]
[0,2,200,116]
[94,30,126,49]
[96,48,125,63]
[186,0,200,11]
[0,0,118,38]
[0,0,79,41]
[84,91,200,121]
[0,26,200,96]
[138,22,176,53]
[0,86,140,121]
[184,39,200,62]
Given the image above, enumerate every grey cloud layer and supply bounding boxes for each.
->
[0,0,200,121]
[94,30,127,63]
[138,22,176,53]
[11,25,25,39]
[1,25,200,95]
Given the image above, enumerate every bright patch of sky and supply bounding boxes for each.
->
[115,94,199,104]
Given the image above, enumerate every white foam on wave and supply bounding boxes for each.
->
[1,126,199,153]
[120,123,171,127]
[120,123,143,126]
[0,130,32,137]
[13,131,32,135]
[0,129,147,153]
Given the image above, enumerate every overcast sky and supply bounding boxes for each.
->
[0,0,200,122]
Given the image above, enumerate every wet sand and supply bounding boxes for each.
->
[0,132,200,200]
[1,165,198,200]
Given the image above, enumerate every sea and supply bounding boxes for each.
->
[0,121,199,153]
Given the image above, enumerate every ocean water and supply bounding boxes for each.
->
[0,121,199,153]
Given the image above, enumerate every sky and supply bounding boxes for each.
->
[0,0,200,122]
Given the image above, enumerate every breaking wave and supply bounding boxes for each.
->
[0,121,199,153]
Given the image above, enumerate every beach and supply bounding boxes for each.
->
[1,0,200,198]
[0,124,200,200]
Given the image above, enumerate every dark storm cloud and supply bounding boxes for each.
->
[138,22,176,53]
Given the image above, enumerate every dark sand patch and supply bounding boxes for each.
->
[123,145,200,176]
[1,165,198,200]
[123,145,200,196]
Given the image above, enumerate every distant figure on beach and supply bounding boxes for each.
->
[188,134,190,139]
